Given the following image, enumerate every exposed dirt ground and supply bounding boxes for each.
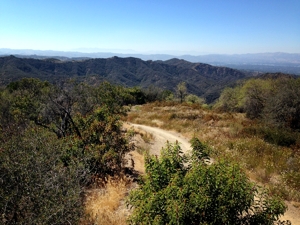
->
[129,123,191,155]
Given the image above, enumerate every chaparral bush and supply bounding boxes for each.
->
[127,139,288,225]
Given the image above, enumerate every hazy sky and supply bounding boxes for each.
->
[1,0,299,55]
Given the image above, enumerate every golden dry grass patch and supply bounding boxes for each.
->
[84,177,131,225]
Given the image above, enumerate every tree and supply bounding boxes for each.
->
[176,81,187,103]
[0,78,89,139]
[94,81,133,114]
[127,87,147,104]
[161,90,174,102]
[127,139,288,225]
[1,78,134,175]
[2,79,139,138]
[216,77,300,130]
[214,87,243,112]
[264,78,300,129]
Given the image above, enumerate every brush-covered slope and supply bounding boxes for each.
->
[0,55,250,103]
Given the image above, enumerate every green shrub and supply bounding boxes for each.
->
[185,94,205,104]
[127,139,288,225]
[242,125,298,147]
[261,127,297,147]
[65,106,134,178]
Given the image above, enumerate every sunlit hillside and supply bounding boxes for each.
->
[1,76,299,224]
[125,100,300,224]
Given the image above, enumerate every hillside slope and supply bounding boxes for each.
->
[0,55,250,102]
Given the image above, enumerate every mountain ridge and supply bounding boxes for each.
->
[0,55,253,103]
[1,48,299,75]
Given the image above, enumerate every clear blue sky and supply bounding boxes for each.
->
[1,0,299,55]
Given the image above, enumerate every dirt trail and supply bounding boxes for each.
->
[281,201,300,225]
[130,123,192,155]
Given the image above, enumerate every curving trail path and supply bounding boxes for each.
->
[130,123,191,155]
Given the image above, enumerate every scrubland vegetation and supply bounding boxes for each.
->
[127,140,287,224]
[1,76,299,224]
[0,78,138,224]
[127,77,300,202]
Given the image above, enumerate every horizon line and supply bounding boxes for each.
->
[1,48,300,56]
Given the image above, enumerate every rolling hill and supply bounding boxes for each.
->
[0,55,251,103]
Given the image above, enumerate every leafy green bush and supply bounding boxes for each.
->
[67,106,134,178]
[214,87,243,112]
[185,94,205,104]
[127,139,288,225]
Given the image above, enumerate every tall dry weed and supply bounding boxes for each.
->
[84,177,131,225]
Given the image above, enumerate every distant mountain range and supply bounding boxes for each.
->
[1,48,300,75]
[0,55,252,103]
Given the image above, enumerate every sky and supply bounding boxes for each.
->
[0,0,299,55]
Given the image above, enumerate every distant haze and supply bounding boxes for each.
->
[1,48,300,63]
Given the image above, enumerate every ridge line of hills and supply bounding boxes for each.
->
[0,55,297,103]
[1,48,300,75]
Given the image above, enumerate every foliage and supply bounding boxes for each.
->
[216,77,300,130]
[0,127,87,225]
[127,86,147,104]
[242,125,299,147]
[161,90,174,101]
[94,81,137,114]
[259,127,297,147]
[127,139,287,225]
[190,137,210,164]
[142,85,164,102]
[0,78,145,139]
[0,78,137,224]
[65,106,134,178]
[0,78,50,140]
[242,79,273,119]
[263,78,300,129]
[214,87,243,112]
[176,81,188,103]
[1,78,134,175]
[185,94,205,104]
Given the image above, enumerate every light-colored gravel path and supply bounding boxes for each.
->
[130,123,191,155]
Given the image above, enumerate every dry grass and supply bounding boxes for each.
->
[125,102,300,202]
[80,101,300,225]
[81,122,148,225]
[84,176,131,225]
